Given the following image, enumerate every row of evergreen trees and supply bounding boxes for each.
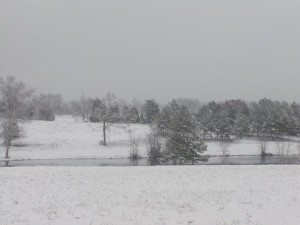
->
[30,92,299,140]
[18,89,300,140]
[196,99,300,139]
[144,99,300,164]
[85,97,300,139]
[74,97,160,124]
[83,97,300,164]
[142,99,300,139]
[30,91,300,140]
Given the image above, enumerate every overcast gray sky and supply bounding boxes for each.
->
[0,0,300,103]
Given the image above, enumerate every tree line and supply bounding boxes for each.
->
[76,97,300,140]
[196,99,300,139]
[1,76,300,163]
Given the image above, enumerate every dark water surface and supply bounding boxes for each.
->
[1,156,300,167]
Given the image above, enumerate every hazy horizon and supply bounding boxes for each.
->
[1,0,300,102]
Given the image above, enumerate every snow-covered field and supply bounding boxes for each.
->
[1,115,300,160]
[1,117,300,224]
[1,166,300,225]
[2,116,150,160]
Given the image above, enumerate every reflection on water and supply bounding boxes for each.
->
[1,155,300,167]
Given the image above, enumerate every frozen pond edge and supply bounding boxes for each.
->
[1,155,300,167]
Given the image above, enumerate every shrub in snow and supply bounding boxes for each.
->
[129,137,140,160]
[258,140,269,156]
[147,124,162,165]
[37,107,55,121]
[275,141,290,156]
[127,125,141,160]
[217,140,232,157]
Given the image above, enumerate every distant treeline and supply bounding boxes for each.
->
[18,92,300,139]
[2,75,298,163]
[195,99,300,139]
[69,95,300,139]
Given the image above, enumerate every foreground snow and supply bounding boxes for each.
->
[1,166,300,225]
[1,115,300,160]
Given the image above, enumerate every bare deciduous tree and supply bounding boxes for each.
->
[90,92,119,146]
[126,124,141,160]
[147,124,162,164]
[258,140,269,156]
[275,141,290,156]
[0,76,34,159]
[70,94,93,122]
[218,140,231,157]
[275,141,291,164]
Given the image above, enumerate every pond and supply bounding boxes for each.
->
[1,155,300,167]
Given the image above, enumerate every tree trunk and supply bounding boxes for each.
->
[103,121,106,146]
[5,140,10,159]
[5,140,10,166]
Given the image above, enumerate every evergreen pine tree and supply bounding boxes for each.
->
[164,105,207,164]
[142,99,160,123]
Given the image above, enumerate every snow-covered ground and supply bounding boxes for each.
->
[1,115,150,160]
[1,166,300,225]
[1,115,300,160]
